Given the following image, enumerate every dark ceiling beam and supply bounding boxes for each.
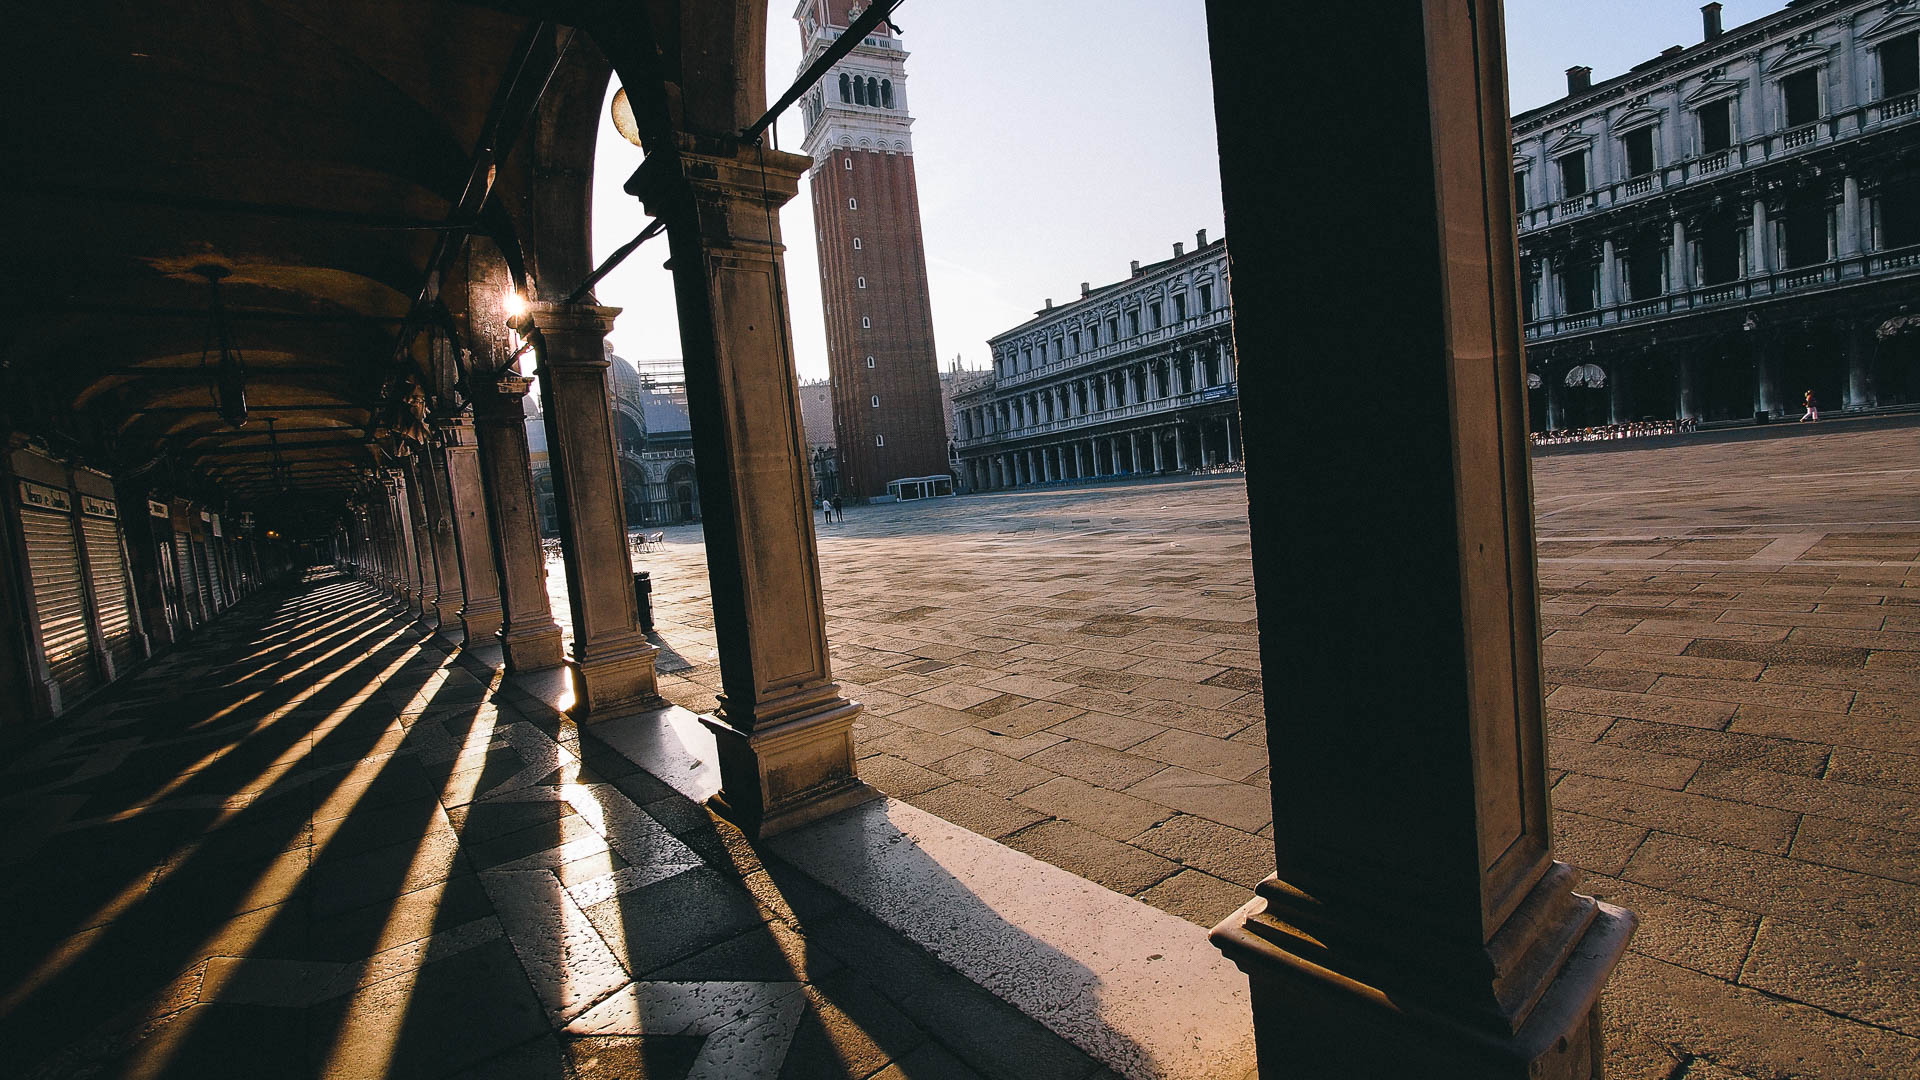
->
[16,183,478,232]
[86,365,352,379]
[178,439,368,457]
[48,302,408,326]
[125,403,367,415]
[172,424,367,440]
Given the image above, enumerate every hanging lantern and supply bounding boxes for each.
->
[195,265,248,428]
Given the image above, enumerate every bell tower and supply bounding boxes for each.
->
[795,0,950,499]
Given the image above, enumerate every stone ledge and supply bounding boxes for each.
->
[582,703,1255,1080]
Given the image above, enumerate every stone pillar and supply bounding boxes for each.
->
[1609,361,1630,425]
[1152,430,1166,471]
[376,477,404,598]
[1538,254,1557,318]
[1755,335,1782,418]
[1840,175,1862,259]
[523,301,661,717]
[440,417,503,642]
[1844,320,1873,410]
[1174,426,1187,470]
[1678,353,1700,421]
[418,438,467,626]
[393,466,420,611]
[1598,239,1617,308]
[1752,200,1772,275]
[1129,431,1141,473]
[1226,414,1239,462]
[1670,218,1689,293]
[629,134,868,837]
[391,473,417,602]
[471,370,564,673]
[1206,3,1634,1076]
[402,456,439,621]
[1043,447,1055,482]
[1546,372,1566,430]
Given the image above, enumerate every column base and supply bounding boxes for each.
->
[432,597,465,628]
[458,602,503,645]
[1211,867,1634,1079]
[701,691,875,838]
[572,633,662,719]
[498,621,565,673]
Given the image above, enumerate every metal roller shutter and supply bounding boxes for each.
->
[21,507,96,706]
[191,539,214,615]
[202,539,224,611]
[175,533,199,624]
[82,515,135,675]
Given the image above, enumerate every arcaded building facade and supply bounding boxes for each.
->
[1517,0,1920,428]
[796,0,951,498]
[952,234,1239,491]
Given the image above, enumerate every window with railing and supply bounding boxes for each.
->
[1781,198,1830,269]
[1623,125,1655,180]
[1627,241,1665,301]
[1881,31,1918,102]
[1558,149,1588,198]
[1881,177,1920,249]
[1561,260,1598,314]
[1782,68,1820,129]
[1699,98,1733,154]
[1699,216,1741,285]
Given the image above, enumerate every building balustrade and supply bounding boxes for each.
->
[955,383,1235,448]
[991,306,1232,389]
[1781,122,1820,150]
[1524,244,1919,341]
[1519,100,1918,240]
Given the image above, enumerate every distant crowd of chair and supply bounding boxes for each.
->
[1529,418,1697,446]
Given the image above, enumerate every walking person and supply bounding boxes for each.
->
[1800,389,1819,422]
[831,495,843,524]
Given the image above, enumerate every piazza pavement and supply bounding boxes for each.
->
[581,416,1920,1079]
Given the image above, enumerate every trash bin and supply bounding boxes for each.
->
[632,570,655,633]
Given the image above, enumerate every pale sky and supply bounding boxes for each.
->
[589,0,1791,381]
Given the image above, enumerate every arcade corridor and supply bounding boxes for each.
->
[0,570,1115,1079]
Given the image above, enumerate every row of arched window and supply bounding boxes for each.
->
[839,72,894,109]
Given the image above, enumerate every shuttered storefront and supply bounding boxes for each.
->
[19,484,96,708]
[175,532,200,625]
[197,538,220,613]
[80,499,136,676]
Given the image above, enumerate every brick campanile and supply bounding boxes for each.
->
[795,0,949,499]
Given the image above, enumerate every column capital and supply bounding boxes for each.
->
[627,133,810,233]
[433,414,478,448]
[523,301,619,333]
[471,370,535,421]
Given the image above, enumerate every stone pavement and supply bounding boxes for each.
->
[0,571,1115,1079]
[596,418,1920,1079]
